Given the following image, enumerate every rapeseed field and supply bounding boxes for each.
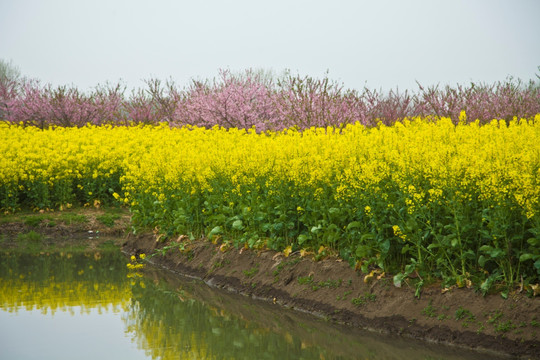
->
[1,115,539,295]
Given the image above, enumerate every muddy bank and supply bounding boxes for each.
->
[124,234,540,359]
[0,208,130,250]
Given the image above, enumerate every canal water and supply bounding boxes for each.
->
[0,249,501,360]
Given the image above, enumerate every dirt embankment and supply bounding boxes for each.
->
[124,234,540,359]
[0,208,130,249]
[1,211,539,359]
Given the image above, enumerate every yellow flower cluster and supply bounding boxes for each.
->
[1,117,539,222]
[0,123,137,210]
[127,254,146,270]
[392,225,407,241]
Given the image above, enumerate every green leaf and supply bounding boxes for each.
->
[489,248,505,259]
[208,226,222,238]
[273,222,284,231]
[480,278,491,295]
[479,245,494,253]
[327,223,340,232]
[404,263,416,276]
[478,255,486,267]
[480,273,499,296]
[360,233,375,242]
[405,218,418,232]
[463,250,475,260]
[380,239,390,254]
[415,280,424,298]
[355,245,371,258]
[232,220,244,231]
[209,213,226,223]
[534,259,540,273]
[519,253,535,262]
[297,234,309,245]
[346,221,362,230]
[393,273,406,288]
[401,244,412,255]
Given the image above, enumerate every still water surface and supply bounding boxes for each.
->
[0,250,499,360]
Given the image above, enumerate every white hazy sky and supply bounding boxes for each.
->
[1,0,539,92]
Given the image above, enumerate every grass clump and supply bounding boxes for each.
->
[17,230,43,243]
[59,213,88,225]
[96,213,121,227]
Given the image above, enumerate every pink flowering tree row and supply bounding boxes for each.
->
[1,68,539,130]
[1,80,124,127]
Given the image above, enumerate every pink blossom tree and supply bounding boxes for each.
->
[175,69,279,131]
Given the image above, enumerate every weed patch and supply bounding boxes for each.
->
[59,213,88,225]
[421,299,437,318]
[17,230,43,243]
[243,264,259,278]
[96,213,121,227]
[351,293,376,306]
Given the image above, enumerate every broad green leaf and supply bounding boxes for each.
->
[519,253,534,262]
[360,233,375,242]
[346,221,362,230]
[380,239,390,254]
[297,234,309,245]
[232,219,244,230]
[311,225,321,234]
[479,245,493,253]
[208,226,222,238]
[534,259,540,273]
[478,255,486,267]
[393,273,405,288]
[355,245,370,258]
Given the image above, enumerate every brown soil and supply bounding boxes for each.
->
[1,211,539,359]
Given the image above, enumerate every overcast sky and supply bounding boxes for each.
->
[1,0,539,92]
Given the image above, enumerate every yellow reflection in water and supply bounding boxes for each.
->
[0,252,131,315]
[0,278,130,315]
[121,278,325,360]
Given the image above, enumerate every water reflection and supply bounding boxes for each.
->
[0,250,501,360]
[126,267,502,360]
[0,251,144,360]
[125,276,328,360]
[0,252,130,314]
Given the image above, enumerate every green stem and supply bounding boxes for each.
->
[453,205,466,276]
